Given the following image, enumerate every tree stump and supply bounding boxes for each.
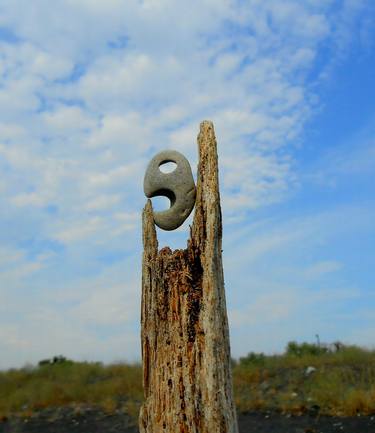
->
[139,121,239,433]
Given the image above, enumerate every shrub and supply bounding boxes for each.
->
[239,352,266,367]
[38,355,73,367]
[286,341,328,357]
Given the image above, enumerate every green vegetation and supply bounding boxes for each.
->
[1,342,374,421]
[0,359,143,421]
[233,342,375,416]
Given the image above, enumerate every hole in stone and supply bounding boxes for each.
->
[151,195,171,211]
[159,161,177,174]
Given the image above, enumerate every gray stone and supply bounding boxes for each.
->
[305,366,317,376]
[143,150,196,231]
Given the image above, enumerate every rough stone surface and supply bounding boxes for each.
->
[143,150,196,231]
[140,121,238,433]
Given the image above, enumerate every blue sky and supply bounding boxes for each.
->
[0,0,374,369]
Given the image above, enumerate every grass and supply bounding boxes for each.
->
[0,342,374,421]
[233,343,375,416]
[0,360,143,421]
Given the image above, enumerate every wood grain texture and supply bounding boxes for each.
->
[139,121,238,433]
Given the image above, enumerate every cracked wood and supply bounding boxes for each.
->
[139,121,239,433]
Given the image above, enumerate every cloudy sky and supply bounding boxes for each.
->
[0,0,374,369]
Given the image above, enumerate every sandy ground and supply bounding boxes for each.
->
[0,408,374,433]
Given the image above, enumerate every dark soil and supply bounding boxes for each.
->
[239,412,375,433]
[0,407,374,433]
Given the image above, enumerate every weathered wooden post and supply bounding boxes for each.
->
[140,121,238,433]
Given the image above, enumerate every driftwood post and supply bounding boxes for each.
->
[140,121,238,433]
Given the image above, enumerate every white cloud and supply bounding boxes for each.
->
[303,261,343,279]
[11,191,47,207]
[42,106,96,133]
[54,216,104,243]
[0,247,24,268]
[229,288,302,328]
[302,123,375,188]
[0,251,46,291]
[83,194,121,211]
[86,161,142,188]
[0,253,142,369]
[0,122,26,140]
[0,0,371,367]
[70,282,139,326]
[85,113,151,154]
[0,0,343,227]
[225,206,368,356]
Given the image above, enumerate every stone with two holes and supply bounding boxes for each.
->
[143,150,196,231]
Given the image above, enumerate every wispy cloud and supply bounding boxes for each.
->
[0,0,373,368]
[225,200,374,355]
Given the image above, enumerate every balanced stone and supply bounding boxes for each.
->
[143,150,196,231]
